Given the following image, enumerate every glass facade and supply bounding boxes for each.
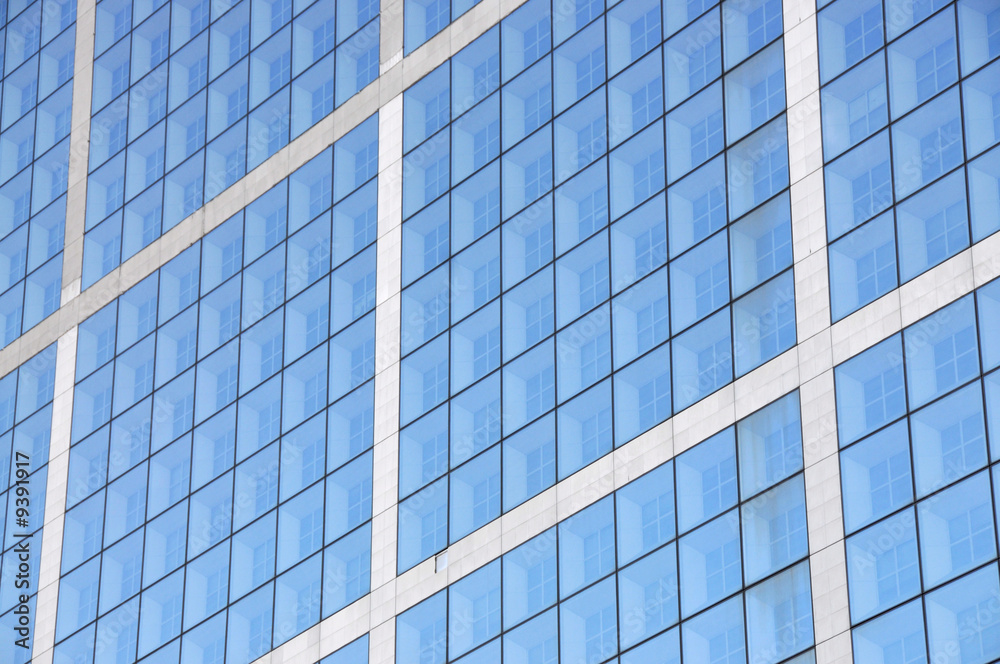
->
[0,0,997,663]
[397,0,799,572]
[53,117,377,664]
[404,0,481,53]
[0,0,77,349]
[819,0,1000,320]
[837,280,1000,663]
[397,391,816,664]
[82,0,380,289]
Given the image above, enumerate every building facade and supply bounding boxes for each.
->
[0,0,999,661]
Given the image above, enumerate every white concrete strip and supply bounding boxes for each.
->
[61,0,97,303]
[30,327,78,664]
[31,3,94,659]
[782,0,852,657]
[368,95,405,664]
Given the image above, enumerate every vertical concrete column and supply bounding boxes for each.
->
[30,328,77,664]
[784,0,829,341]
[782,0,852,659]
[369,95,405,664]
[62,0,97,303]
[801,372,852,664]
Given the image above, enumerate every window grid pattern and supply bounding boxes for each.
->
[81,0,381,288]
[395,390,814,664]
[0,2,75,350]
[398,0,797,572]
[820,0,1000,321]
[30,3,1000,664]
[53,120,380,664]
[836,279,1000,664]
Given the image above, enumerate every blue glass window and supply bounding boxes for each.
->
[559,496,616,596]
[917,471,996,589]
[847,508,921,622]
[840,421,913,534]
[737,391,803,498]
[560,577,618,664]
[835,334,907,446]
[903,295,979,409]
[818,0,883,83]
[682,593,745,662]
[503,530,558,627]
[743,475,808,582]
[925,563,1000,664]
